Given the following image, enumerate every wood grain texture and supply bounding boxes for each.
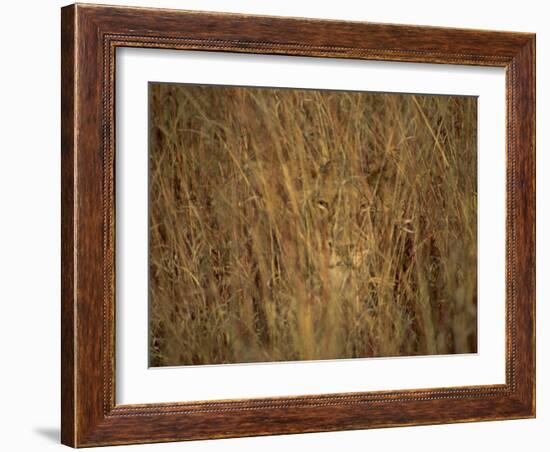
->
[61,3,536,447]
[60,5,76,446]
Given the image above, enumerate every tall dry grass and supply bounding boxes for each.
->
[148,83,477,366]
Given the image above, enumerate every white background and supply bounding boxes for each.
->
[117,49,506,404]
[0,1,546,451]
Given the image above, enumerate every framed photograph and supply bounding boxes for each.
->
[61,3,535,447]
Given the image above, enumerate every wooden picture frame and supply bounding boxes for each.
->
[61,3,535,447]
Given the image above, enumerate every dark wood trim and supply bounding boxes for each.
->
[61,3,536,447]
[61,4,76,447]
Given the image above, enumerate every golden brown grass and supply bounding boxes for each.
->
[148,83,477,366]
